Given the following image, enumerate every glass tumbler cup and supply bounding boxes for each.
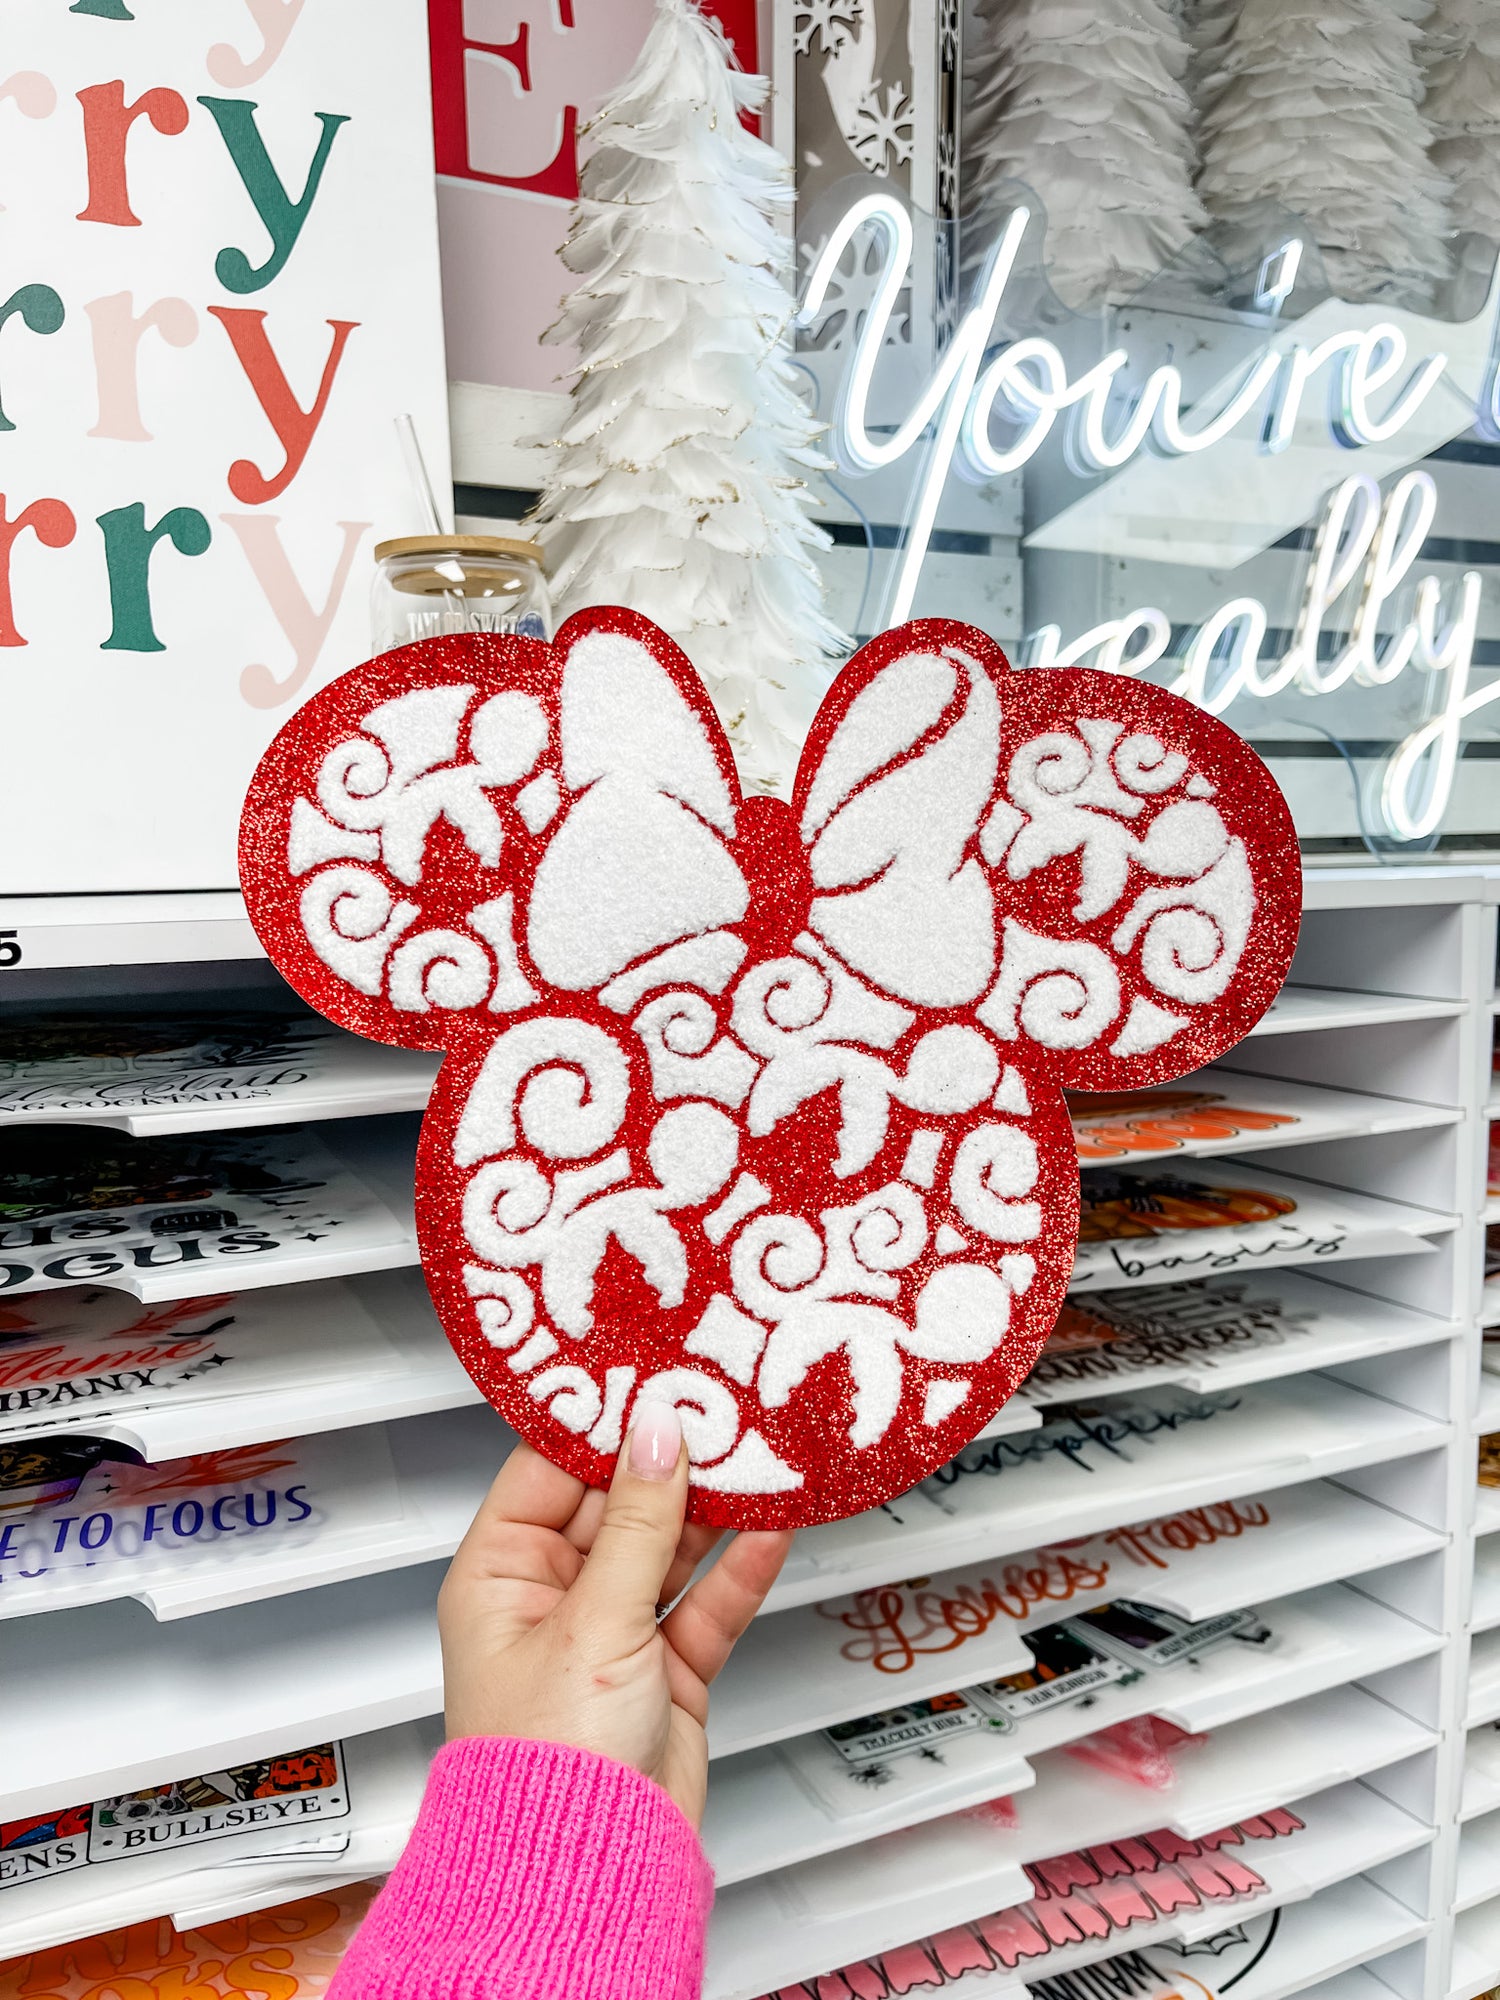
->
[371,534,551,651]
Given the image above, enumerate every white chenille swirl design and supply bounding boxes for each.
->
[298,866,416,997]
[315,735,394,829]
[387,929,493,1013]
[731,1212,827,1321]
[454,1019,631,1164]
[950,1123,1042,1243]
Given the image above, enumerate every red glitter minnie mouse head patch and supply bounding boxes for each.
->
[239,611,1299,1529]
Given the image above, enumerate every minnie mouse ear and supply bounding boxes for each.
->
[237,612,744,1053]
[981,657,1301,1090]
[795,620,1300,1094]
[238,635,566,1051]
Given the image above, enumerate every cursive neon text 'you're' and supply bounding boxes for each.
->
[798,195,1455,628]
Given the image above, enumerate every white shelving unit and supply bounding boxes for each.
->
[1453,886,1500,2000]
[0,866,1496,2000]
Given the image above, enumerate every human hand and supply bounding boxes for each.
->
[437,1402,794,1827]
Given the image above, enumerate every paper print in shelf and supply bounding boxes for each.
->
[770,1592,1274,1821]
[1479,1433,1500,1489]
[1024,1281,1316,1400]
[1067,1602,1274,1675]
[0,1127,408,1299]
[0,1742,350,1893]
[0,1012,436,1132]
[0,1012,330,1117]
[0,1427,399,1606]
[1078,1174,1296,1243]
[0,1880,377,1999]
[781,1691,1021,1820]
[0,1281,404,1439]
[1070,1163,1395,1288]
[918,1389,1243,1511]
[1024,1906,1302,2000]
[1068,1087,1297,1164]
[0,1291,238,1431]
[817,1495,1275,1678]
[239,613,1300,1529]
[970,1622,1142,1727]
[757,1811,1304,1995]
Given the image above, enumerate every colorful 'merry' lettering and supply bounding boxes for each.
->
[0,4,413,735]
[197,96,349,291]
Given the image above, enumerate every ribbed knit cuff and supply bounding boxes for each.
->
[328,1737,713,2000]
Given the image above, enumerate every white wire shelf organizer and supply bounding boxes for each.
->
[0,866,1495,2000]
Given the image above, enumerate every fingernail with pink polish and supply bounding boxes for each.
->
[629,1400,681,1481]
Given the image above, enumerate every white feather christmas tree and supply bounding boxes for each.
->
[1192,0,1453,306]
[965,0,1209,312]
[530,0,848,798]
[1423,0,1500,245]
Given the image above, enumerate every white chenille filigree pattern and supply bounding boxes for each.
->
[241,609,1297,1526]
[287,682,552,1016]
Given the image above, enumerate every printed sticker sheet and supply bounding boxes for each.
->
[1070,1159,1436,1290]
[1,1743,352,1897]
[0,1425,403,1614]
[0,1011,437,1133]
[0,1278,408,1442]
[0,1878,379,1999]
[0,1124,413,1300]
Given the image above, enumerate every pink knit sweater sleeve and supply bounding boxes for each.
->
[327,1737,714,2000]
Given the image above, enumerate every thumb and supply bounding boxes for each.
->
[576,1401,689,1634]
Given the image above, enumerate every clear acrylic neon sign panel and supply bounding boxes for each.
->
[794,181,1500,850]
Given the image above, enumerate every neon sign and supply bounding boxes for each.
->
[1023,472,1491,842]
[798,193,1456,626]
[797,192,1495,842]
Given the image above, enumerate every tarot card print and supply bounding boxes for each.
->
[783,1695,1017,1820]
[1067,1600,1274,1670]
[823,1690,988,1765]
[0,1804,91,1890]
[966,1620,1139,1726]
[88,1742,349,1861]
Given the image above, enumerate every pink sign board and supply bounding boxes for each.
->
[429,0,761,396]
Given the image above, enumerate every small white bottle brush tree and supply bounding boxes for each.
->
[531,0,849,799]
[965,0,1209,313]
[1192,0,1453,307]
